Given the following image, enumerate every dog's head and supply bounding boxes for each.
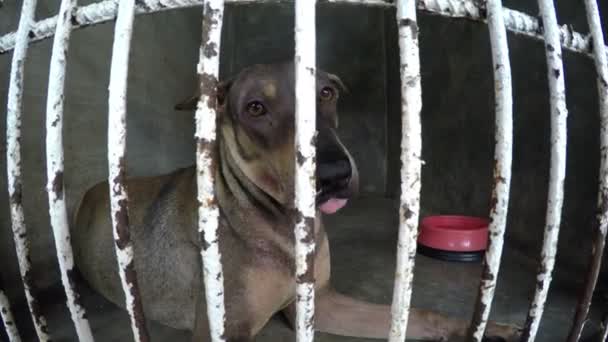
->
[177,62,358,214]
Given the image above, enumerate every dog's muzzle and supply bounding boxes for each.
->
[316,158,353,214]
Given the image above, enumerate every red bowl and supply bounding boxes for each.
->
[418,215,489,252]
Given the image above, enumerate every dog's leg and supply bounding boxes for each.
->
[283,287,520,341]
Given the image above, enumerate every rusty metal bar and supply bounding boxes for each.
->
[520,0,568,341]
[0,277,21,342]
[294,0,317,341]
[194,1,227,341]
[6,0,52,340]
[45,0,95,340]
[387,0,423,340]
[107,0,150,341]
[567,1,608,341]
[0,0,600,59]
[467,0,513,340]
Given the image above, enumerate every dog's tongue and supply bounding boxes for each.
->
[319,198,348,214]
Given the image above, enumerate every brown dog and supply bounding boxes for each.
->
[72,62,519,341]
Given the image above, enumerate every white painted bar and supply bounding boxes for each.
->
[388,0,423,341]
[0,284,21,342]
[107,0,150,341]
[6,0,52,340]
[468,0,513,340]
[0,0,600,59]
[520,0,568,341]
[294,0,317,341]
[600,314,608,342]
[602,315,608,342]
[45,0,95,340]
[194,0,227,341]
[567,1,608,341]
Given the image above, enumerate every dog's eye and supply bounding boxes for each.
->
[246,101,267,117]
[319,87,334,101]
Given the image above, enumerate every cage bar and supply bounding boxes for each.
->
[467,0,513,341]
[387,0,423,340]
[293,0,317,341]
[5,0,52,340]
[0,278,21,342]
[520,0,568,341]
[194,1,227,341]
[602,314,608,342]
[45,0,95,340]
[0,0,601,61]
[567,1,608,341]
[106,0,150,341]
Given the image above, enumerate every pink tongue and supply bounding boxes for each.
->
[319,198,348,214]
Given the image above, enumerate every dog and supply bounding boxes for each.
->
[72,61,520,341]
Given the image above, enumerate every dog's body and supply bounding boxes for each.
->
[73,62,518,341]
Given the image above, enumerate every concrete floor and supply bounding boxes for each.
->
[3,197,605,341]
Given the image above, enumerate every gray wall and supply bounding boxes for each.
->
[1,0,607,334]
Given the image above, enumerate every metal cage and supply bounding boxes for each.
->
[1,0,607,341]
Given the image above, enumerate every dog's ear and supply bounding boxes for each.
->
[327,73,349,94]
[174,92,200,111]
[174,78,233,111]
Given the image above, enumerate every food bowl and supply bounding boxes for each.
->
[417,215,489,262]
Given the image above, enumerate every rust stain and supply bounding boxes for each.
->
[196,136,218,188]
[536,17,544,35]
[10,182,22,205]
[203,41,218,58]
[296,250,315,284]
[553,68,560,78]
[199,72,219,109]
[468,298,488,341]
[124,260,150,342]
[52,171,64,200]
[21,270,47,332]
[481,265,495,282]
[296,151,306,166]
[66,268,86,318]
[398,18,418,37]
[201,3,219,58]
[295,212,315,284]
[477,0,488,19]
[114,199,130,250]
[401,204,414,221]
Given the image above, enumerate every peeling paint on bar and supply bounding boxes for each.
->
[0,278,21,342]
[6,0,52,341]
[388,0,423,341]
[107,0,150,341]
[418,0,590,56]
[195,1,227,341]
[567,1,608,341]
[45,0,95,340]
[520,0,568,341]
[467,0,513,341]
[294,0,317,341]
[0,0,601,61]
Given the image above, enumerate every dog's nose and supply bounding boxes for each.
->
[317,159,352,191]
